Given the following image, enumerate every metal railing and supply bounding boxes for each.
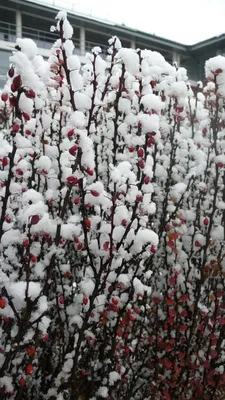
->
[0,20,110,57]
[85,40,108,55]
[0,20,16,42]
[0,20,80,51]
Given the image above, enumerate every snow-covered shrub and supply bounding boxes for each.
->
[1,10,225,400]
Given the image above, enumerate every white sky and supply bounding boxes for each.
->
[37,0,225,44]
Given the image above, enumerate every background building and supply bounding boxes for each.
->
[0,0,225,88]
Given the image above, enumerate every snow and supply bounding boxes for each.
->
[63,358,73,373]
[97,387,109,398]
[71,111,86,128]
[205,55,225,79]
[16,38,38,60]
[6,282,41,304]
[61,224,81,240]
[56,10,67,21]
[1,230,21,247]
[67,55,81,70]
[35,155,52,172]
[141,93,163,112]
[109,371,120,385]
[19,93,33,114]
[170,182,187,203]
[79,279,95,297]
[117,274,131,288]
[69,315,83,329]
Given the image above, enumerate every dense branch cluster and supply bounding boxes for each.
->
[1,10,225,400]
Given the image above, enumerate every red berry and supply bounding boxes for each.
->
[42,169,48,175]
[81,369,87,376]
[5,216,12,223]
[23,113,30,121]
[74,197,80,204]
[128,146,136,152]
[67,129,74,137]
[67,176,79,185]
[180,294,189,302]
[9,96,16,107]
[195,240,201,247]
[12,123,20,133]
[136,195,143,202]
[84,218,91,229]
[138,160,145,169]
[177,106,184,113]
[65,271,71,278]
[11,83,16,92]
[8,66,14,78]
[0,298,6,309]
[217,161,224,168]
[30,215,40,225]
[179,324,187,332]
[121,219,127,226]
[31,255,37,263]
[27,89,35,99]
[1,93,8,102]
[2,157,8,167]
[204,217,209,226]
[19,377,25,386]
[137,148,144,158]
[26,347,36,356]
[147,137,155,147]
[59,296,64,304]
[86,167,94,176]
[90,190,99,197]
[150,245,156,253]
[25,364,33,376]
[177,115,184,122]
[77,243,83,250]
[12,75,22,91]
[112,298,118,305]
[69,145,78,156]
[215,68,223,75]
[144,176,150,184]
[15,168,23,176]
[103,241,109,251]
[202,127,207,136]
[42,334,49,341]
[83,296,88,305]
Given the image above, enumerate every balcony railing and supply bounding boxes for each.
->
[0,20,80,51]
[0,20,16,42]
[85,40,108,55]
[0,20,198,83]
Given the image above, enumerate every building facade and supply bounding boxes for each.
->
[0,0,225,88]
